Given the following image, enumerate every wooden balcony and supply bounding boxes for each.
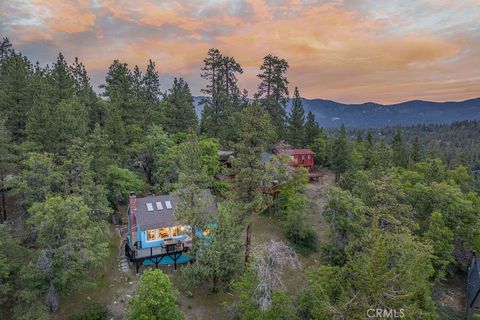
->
[125,238,192,272]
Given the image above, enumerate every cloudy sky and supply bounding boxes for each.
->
[1,0,479,103]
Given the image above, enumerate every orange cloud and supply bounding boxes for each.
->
[18,0,97,34]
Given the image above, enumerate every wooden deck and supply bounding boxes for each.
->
[125,239,193,272]
[135,241,191,259]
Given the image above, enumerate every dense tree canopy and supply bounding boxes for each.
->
[0,39,478,320]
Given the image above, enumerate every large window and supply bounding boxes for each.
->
[158,228,170,239]
[146,228,171,241]
[146,230,156,241]
[172,226,179,237]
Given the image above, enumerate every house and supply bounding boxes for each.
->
[125,189,217,272]
[277,148,315,172]
[468,255,480,318]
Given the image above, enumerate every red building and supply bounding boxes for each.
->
[278,148,315,171]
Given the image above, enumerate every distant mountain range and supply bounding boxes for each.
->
[193,97,480,128]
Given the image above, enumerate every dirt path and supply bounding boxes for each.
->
[304,170,336,244]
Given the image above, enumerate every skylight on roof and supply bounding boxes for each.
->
[155,201,163,210]
[146,203,154,212]
[165,200,172,209]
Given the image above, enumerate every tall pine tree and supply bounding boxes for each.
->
[0,52,33,141]
[255,54,289,139]
[162,78,197,133]
[331,125,349,182]
[304,111,320,146]
[392,129,409,168]
[231,102,275,263]
[200,49,243,141]
[287,87,305,148]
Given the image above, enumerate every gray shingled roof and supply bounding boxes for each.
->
[133,190,216,230]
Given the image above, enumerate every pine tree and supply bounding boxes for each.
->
[200,49,243,140]
[64,140,112,221]
[200,49,226,138]
[304,230,436,318]
[0,120,15,223]
[174,134,212,230]
[48,53,76,104]
[424,211,454,280]
[331,125,349,182]
[376,139,392,173]
[181,202,243,292]
[287,87,305,148]
[12,152,64,209]
[101,60,136,125]
[26,96,88,155]
[231,102,275,263]
[219,55,243,99]
[70,57,98,127]
[410,136,423,164]
[0,52,33,141]
[137,125,173,185]
[104,102,128,164]
[392,129,409,168]
[363,131,378,169]
[256,54,289,139]
[162,78,198,133]
[143,59,161,103]
[201,48,223,99]
[304,111,320,146]
[84,124,114,183]
[0,224,27,305]
[0,37,14,64]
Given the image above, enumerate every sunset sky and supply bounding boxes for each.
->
[1,0,479,103]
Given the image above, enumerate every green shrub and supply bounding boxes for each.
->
[68,303,108,320]
[281,210,318,255]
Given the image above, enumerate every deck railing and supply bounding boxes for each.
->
[125,238,193,262]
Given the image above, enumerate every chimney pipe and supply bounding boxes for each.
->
[129,192,136,211]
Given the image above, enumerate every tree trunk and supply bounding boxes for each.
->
[244,221,252,265]
[212,275,218,293]
[0,190,5,223]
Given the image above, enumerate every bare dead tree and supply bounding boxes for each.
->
[252,240,301,310]
[45,282,59,313]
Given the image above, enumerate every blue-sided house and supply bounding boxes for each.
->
[125,189,217,273]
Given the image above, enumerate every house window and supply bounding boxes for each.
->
[307,155,311,160]
[146,230,156,241]
[203,226,211,236]
[301,155,305,160]
[158,228,170,239]
[183,225,192,235]
[171,226,180,237]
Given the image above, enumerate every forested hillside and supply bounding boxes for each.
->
[342,121,480,191]
[194,97,480,128]
[298,98,480,128]
[1,36,479,319]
